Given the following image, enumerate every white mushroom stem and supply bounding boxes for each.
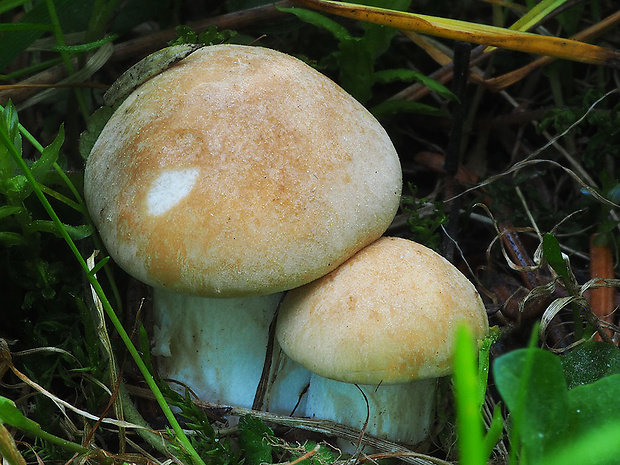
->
[303,374,437,448]
[151,288,311,413]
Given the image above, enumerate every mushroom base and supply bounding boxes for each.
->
[151,289,310,413]
[304,374,437,448]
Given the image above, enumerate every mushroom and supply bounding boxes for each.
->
[84,45,402,411]
[276,236,489,445]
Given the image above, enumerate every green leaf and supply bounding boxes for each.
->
[0,101,22,181]
[138,324,156,377]
[542,233,570,280]
[170,25,239,47]
[372,99,444,119]
[607,182,620,204]
[494,339,620,465]
[278,5,371,101]
[540,419,620,465]
[561,341,620,389]
[477,329,500,406]
[0,231,27,246]
[30,125,64,181]
[198,25,238,45]
[276,6,352,42]
[0,23,52,32]
[86,0,122,40]
[509,0,570,33]
[493,347,570,462]
[27,220,93,240]
[338,0,411,102]
[0,1,32,16]
[0,396,90,455]
[49,34,117,53]
[374,68,457,101]
[1,175,28,199]
[87,255,110,277]
[482,405,505,461]
[0,396,42,433]
[337,38,374,102]
[292,442,339,465]
[0,204,22,219]
[358,0,408,58]
[278,1,411,103]
[567,374,620,443]
[170,24,197,44]
[238,415,274,465]
[79,106,114,159]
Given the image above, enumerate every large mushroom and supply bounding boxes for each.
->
[276,236,489,445]
[84,45,402,411]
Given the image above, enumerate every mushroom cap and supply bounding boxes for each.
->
[276,237,489,384]
[84,45,402,297]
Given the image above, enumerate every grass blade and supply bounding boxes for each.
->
[290,0,620,67]
[453,324,485,465]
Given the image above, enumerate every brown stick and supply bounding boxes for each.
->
[0,3,290,104]
[589,233,616,342]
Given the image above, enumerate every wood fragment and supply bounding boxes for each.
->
[589,233,617,342]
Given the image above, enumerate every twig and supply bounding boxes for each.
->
[589,234,617,342]
[442,41,471,262]
[0,3,291,105]
[125,385,443,465]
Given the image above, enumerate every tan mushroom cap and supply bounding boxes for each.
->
[276,237,489,384]
[84,45,402,297]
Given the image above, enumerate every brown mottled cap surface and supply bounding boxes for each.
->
[276,237,489,384]
[84,45,401,297]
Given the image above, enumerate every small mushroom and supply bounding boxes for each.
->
[84,45,402,411]
[276,236,489,445]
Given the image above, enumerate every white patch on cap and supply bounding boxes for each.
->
[147,168,200,216]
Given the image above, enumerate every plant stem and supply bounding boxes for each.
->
[454,324,485,465]
[44,0,90,120]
